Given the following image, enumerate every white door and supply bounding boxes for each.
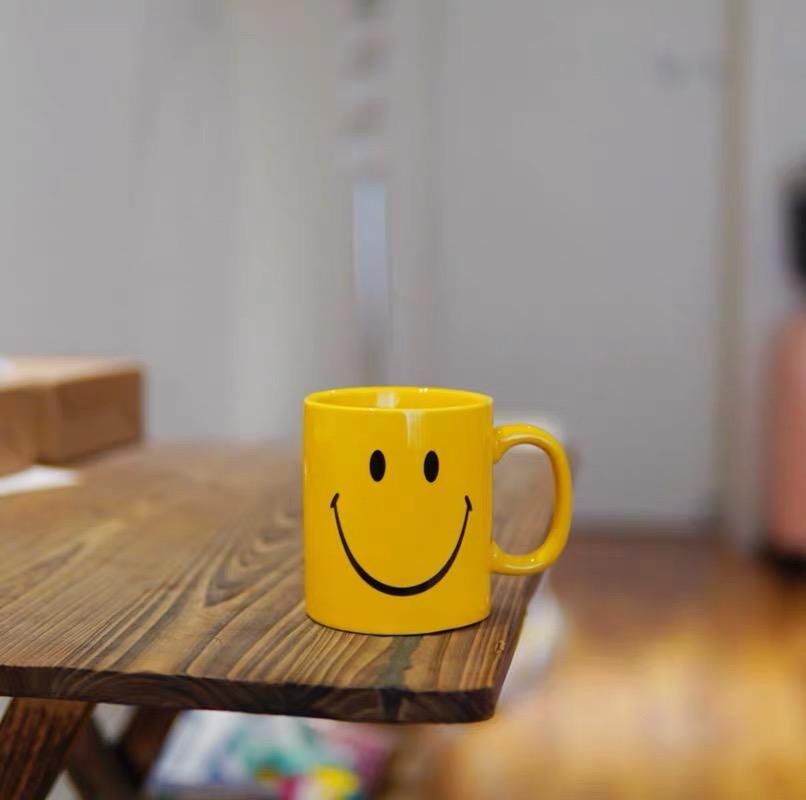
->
[396,0,725,521]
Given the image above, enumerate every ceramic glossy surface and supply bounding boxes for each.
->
[303,387,572,634]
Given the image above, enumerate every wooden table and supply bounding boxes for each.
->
[0,442,551,798]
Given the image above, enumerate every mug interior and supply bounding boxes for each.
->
[305,386,491,412]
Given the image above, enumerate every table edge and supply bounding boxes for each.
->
[0,664,500,724]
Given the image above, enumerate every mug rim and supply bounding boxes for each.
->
[305,386,493,413]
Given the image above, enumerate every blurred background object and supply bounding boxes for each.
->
[2,1,806,797]
[148,711,397,798]
[765,164,806,563]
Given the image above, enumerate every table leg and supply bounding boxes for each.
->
[0,697,91,800]
[67,717,136,800]
[117,708,179,788]
[65,707,178,798]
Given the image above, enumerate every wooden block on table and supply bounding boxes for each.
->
[5,356,144,463]
[0,382,38,476]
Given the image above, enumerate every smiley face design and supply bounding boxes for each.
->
[330,448,473,596]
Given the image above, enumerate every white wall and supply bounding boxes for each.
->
[402,0,726,520]
[0,1,360,439]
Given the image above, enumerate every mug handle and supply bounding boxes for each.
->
[491,424,573,575]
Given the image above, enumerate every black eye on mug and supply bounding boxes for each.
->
[423,450,439,482]
[369,449,386,481]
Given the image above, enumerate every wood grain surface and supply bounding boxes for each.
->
[0,698,90,800]
[0,443,550,723]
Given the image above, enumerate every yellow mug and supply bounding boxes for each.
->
[303,386,572,634]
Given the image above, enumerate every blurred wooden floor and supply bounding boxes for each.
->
[387,535,806,800]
